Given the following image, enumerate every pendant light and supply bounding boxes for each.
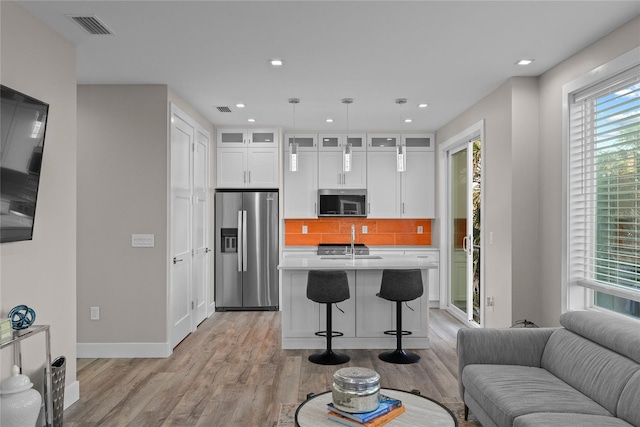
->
[288,98,300,172]
[396,98,407,172]
[342,98,353,173]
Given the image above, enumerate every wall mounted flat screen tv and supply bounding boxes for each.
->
[1,85,49,243]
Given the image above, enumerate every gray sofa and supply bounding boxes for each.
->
[457,310,640,427]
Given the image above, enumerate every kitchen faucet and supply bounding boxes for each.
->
[350,224,356,259]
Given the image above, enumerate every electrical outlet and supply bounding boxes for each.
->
[486,297,494,312]
[489,231,494,245]
[417,226,423,234]
[302,225,308,234]
[362,225,368,234]
[91,307,100,320]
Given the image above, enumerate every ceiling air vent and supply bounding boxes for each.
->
[68,15,114,35]
[216,106,232,113]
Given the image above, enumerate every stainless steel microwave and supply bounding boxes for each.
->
[318,189,367,217]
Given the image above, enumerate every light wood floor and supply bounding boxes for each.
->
[65,309,466,426]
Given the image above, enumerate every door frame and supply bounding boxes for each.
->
[438,120,485,327]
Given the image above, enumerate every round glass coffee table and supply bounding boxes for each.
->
[295,388,458,426]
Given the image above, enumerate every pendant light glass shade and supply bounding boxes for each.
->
[289,98,300,172]
[342,98,353,173]
[396,98,407,172]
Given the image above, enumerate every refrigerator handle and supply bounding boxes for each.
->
[242,210,248,272]
[237,210,243,272]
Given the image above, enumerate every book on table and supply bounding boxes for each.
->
[328,404,405,427]
[327,394,403,425]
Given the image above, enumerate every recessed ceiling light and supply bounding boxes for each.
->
[516,59,534,66]
[326,118,333,123]
[248,118,256,122]
[270,59,283,67]
[418,103,429,108]
[236,103,245,108]
[404,118,413,123]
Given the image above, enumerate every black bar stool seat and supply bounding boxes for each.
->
[377,269,423,364]
[307,270,350,365]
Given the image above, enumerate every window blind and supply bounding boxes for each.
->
[568,65,640,302]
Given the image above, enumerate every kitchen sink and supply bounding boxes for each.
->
[320,255,383,260]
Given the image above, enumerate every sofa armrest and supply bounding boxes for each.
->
[457,327,557,400]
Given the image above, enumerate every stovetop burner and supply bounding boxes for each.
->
[317,243,369,256]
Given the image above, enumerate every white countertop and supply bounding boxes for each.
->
[278,254,438,270]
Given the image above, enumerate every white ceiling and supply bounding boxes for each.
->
[17,1,640,133]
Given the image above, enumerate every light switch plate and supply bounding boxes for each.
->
[417,226,423,234]
[302,225,308,234]
[132,234,155,247]
[362,225,368,234]
[90,307,100,320]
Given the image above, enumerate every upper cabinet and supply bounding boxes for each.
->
[217,128,278,148]
[284,133,317,151]
[368,134,400,151]
[367,134,435,218]
[216,128,279,189]
[284,142,318,218]
[318,133,367,189]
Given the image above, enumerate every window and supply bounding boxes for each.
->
[566,56,640,319]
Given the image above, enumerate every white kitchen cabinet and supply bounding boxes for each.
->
[368,134,400,150]
[216,128,279,189]
[284,133,317,150]
[216,148,246,188]
[366,151,401,218]
[217,128,278,148]
[318,151,366,189]
[247,147,279,187]
[284,148,318,218]
[281,271,320,338]
[355,270,393,337]
[402,134,434,150]
[402,151,435,218]
[367,138,435,218]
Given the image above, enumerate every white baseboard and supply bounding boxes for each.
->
[64,380,80,409]
[77,342,172,358]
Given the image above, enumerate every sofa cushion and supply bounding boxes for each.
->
[513,413,633,427]
[618,370,640,427]
[541,328,640,416]
[462,364,611,426]
[560,311,640,364]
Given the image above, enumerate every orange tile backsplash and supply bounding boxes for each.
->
[285,218,432,246]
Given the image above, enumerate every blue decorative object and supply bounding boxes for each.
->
[8,305,36,330]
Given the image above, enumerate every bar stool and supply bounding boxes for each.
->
[307,270,350,365]
[377,269,423,364]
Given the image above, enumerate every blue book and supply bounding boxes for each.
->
[327,394,402,424]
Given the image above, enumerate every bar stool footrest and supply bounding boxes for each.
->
[314,330,344,338]
[383,329,412,336]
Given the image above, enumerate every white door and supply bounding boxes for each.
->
[192,128,210,326]
[318,151,343,188]
[170,112,194,347]
[343,151,367,189]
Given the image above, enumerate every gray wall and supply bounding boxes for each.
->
[537,16,640,326]
[77,85,169,344]
[77,85,215,349]
[436,16,640,327]
[0,0,78,390]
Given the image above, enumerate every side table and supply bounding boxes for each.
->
[0,325,53,427]
[295,388,458,426]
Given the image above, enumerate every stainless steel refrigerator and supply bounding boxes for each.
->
[215,191,279,310]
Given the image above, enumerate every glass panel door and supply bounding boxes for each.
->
[448,138,482,325]
[450,147,469,314]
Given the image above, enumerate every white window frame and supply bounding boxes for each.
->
[562,47,640,314]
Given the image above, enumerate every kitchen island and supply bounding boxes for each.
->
[278,254,438,350]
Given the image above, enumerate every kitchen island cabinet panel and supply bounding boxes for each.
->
[355,270,393,337]
[279,255,435,349]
